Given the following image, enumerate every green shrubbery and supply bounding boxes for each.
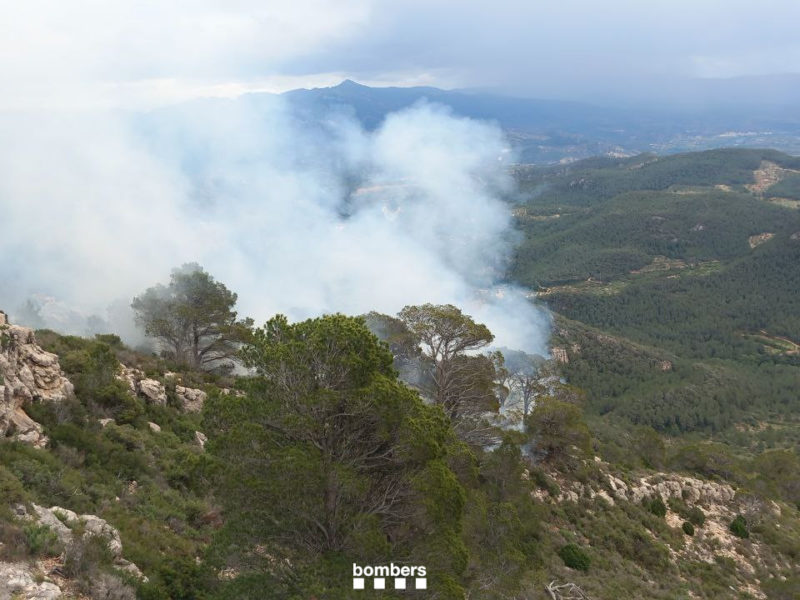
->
[558,543,591,571]
[682,521,695,536]
[645,497,667,518]
[525,397,591,465]
[730,515,749,539]
[23,522,62,556]
[0,464,28,509]
[669,498,706,527]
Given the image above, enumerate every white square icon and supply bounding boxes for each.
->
[416,577,427,589]
[353,578,365,589]
[394,577,406,589]
[374,578,386,589]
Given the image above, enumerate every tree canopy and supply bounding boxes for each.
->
[205,314,467,596]
[398,304,496,420]
[131,263,253,371]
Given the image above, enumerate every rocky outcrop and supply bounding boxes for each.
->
[117,365,207,411]
[28,504,146,582]
[607,474,736,506]
[0,562,61,600]
[117,365,166,406]
[551,347,569,364]
[0,314,73,448]
[535,467,736,508]
[176,385,206,413]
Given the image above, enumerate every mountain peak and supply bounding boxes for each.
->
[335,79,367,90]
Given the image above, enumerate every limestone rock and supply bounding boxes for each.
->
[0,562,62,600]
[138,379,167,406]
[147,421,161,433]
[116,364,142,394]
[609,474,735,506]
[176,385,206,413]
[117,365,166,406]
[30,505,145,581]
[0,315,73,447]
[195,430,208,449]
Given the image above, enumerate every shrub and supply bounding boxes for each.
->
[682,521,695,536]
[558,543,591,571]
[23,523,63,556]
[88,572,136,600]
[526,397,592,465]
[529,466,561,497]
[686,506,705,527]
[64,535,114,579]
[0,465,28,508]
[646,497,667,518]
[0,521,28,561]
[669,497,706,527]
[729,515,749,539]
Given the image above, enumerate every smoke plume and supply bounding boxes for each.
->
[0,96,549,354]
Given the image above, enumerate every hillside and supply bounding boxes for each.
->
[1,147,799,599]
[1,295,799,599]
[511,148,800,442]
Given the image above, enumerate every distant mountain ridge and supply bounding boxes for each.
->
[144,79,800,164]
[270,80,800,163]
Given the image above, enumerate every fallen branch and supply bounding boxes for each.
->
[545,580,591,600]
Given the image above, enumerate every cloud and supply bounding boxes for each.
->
[2,1,800,108]
[0,0,372,108]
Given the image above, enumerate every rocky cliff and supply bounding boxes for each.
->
[0,311,73,447]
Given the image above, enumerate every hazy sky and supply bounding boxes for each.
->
[2,0,799,108]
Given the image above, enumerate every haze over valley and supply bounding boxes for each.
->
[1,3,799,600]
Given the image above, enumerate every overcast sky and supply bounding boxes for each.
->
[2,1,800,107]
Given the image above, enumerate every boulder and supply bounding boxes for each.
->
[137,379,167,406]
[176,385,206,413]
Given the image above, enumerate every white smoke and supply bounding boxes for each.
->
[0,97,549,354]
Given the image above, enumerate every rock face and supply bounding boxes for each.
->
[0,314,73,447]
[29,504,146,582]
